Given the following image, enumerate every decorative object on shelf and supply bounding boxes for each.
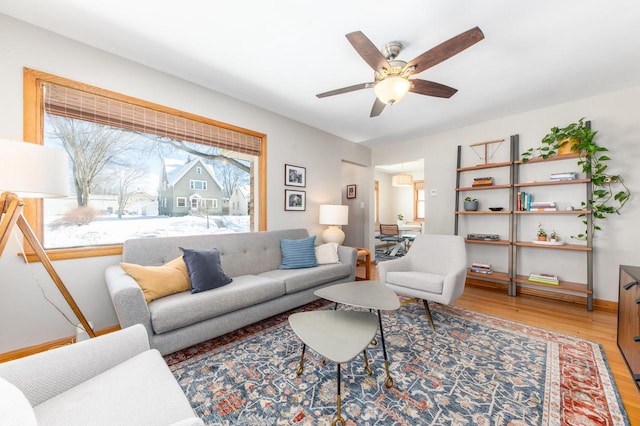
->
[346,184,356,199]
[319,204,349,245]
[536,224,547,241]
[0,139,96,338]
[488,207,504,211]
[285,189,306,211]
[391,163,413,187]
[472,176,494,187]
[521,118,631,240]
[397,213,405,226]
[549,230,560,242]
[284,164,306,187]
[463,197,478,211]
[469,138,504,165]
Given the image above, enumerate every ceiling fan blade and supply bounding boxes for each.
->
[370,98,386,117]
[406,26,484,75]
[316,82,374,98]
[346,31,391,73]
[410,79,458,98]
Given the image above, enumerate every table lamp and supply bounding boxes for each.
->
[0,139,96,338]
[319,204,348,245]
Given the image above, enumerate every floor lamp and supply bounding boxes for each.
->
[0,139,96,338]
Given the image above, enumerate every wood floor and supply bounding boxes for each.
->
[365,263,640,424]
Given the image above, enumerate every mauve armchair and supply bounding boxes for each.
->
[377,234,467,329]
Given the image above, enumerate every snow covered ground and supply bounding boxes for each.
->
[44,214,250,248]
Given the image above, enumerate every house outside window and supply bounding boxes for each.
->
[22,69,266,257]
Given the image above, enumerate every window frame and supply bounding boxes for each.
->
[23,68,267,260]
[413,180,425,222]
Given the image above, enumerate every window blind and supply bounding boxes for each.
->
[42,82,262,156]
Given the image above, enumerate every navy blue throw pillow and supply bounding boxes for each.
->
[279,236,318,269]
[180,247,233,293]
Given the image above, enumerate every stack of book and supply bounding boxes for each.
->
[472,176,494,187]
[549,171,578,181]
[529,201,557,211]
[528,273,559,285]
[470,261,492,274]
[517,191,532,210]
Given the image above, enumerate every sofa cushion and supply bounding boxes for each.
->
[32,350,197,426]
[279,236,318,269]
[180,247,233,293]
[260,262,352,294]
[0,377,37,426]
[149,275,286,334]
[120,256,190,303]
[315,242,340,264]
[386,271,445,295]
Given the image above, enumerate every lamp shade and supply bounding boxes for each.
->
[374,76,411,105]
[0,139,69,198]
[392,173,413,187]
[319,204,348,226]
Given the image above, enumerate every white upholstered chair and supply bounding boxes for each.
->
[377,234,467,330]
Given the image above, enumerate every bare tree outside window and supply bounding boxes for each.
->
[43,114,253,249]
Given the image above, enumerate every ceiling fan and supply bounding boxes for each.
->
[316,27,484,117]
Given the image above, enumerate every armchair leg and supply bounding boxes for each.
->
[421,299,435,330]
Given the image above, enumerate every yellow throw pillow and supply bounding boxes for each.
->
[120,256,190,303]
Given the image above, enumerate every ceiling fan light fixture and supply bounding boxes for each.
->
[374,76,411,105]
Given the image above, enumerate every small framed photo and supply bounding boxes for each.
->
[346,184,357,199]
[285,189,306,211]
[284,164,306,187]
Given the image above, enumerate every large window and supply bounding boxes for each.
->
[23,68,266,259]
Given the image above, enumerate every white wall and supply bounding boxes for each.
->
[373,86,640,302]
[0,15,371,352]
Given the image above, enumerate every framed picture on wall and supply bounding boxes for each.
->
[346,184,357,199]
[285,189,306,211]
[284,164,306,187]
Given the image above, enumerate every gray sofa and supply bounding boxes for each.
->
[0,324,203,426]
[105,228,356,355]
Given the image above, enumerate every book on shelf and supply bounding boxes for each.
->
[530,201,555,208]
[529,207,558,211]
[470,261,492,274]
[528,272,559,285]
[517,191,533,211]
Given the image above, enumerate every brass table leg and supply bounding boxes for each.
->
[377,309,394,388]
[363,350,373,375]
[296,343,306,376]
[331,363,346,426]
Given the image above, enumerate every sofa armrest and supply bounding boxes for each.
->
[337,245,357,280]
[105,264,154,337]
[0,324,150,407]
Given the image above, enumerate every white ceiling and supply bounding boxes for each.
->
[2,1,640,148]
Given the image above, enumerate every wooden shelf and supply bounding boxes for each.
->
[467,269,510,282]
[456,210,511,215]
[514,274,591,294]
[456,184,511,191]
[514,209,591,215]
[464,239,510,245]
[456,161,512,172]
[514,241,592,251]
[514,153,579,164]
[514,178,590,187]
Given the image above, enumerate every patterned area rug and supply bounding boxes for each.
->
[165,300,629,425]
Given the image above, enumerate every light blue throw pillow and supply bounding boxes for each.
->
[279,236,318,269]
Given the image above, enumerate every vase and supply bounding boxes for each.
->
[463,201,478,211]
[557,138,578,156]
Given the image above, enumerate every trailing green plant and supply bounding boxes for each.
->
[522,118,631,240]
